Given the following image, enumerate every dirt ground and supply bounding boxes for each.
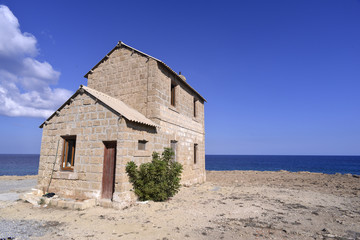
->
[0,171,359,240]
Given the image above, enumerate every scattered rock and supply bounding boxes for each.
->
[286,203,308,209]
[321,228,330,234]
[323,233,337,238]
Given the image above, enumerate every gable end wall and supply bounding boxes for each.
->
[87,47,158,118]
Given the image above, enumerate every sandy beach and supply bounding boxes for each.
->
[0,171,359,240]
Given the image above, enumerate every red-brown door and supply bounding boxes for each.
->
[101,141,116,199]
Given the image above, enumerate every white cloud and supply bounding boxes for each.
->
[0,5,72,118]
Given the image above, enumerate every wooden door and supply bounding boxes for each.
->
[101,141,116,199]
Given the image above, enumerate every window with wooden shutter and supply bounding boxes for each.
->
[61,136,76,170]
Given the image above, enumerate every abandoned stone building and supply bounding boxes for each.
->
[37,41,206,207]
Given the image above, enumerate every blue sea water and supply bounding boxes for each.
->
[205,155,360,175]
[0,154,40,176]
[0,154,360,176]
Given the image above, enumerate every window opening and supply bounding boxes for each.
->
[138,140,147,150]
[171,84,176,106]
[193,98,197,117]
[171,140,177,162]
[194,143,198,164]
[61,136,76,170]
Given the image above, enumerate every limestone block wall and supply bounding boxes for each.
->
[157,121,206,185]
[38,90,162,205]
[38,92,122,200]
[87,47,158,117]
[111,120,158,203]
[39,44,207,204]
[156,64,205,126]
[38,90,204,204]
[151,64,206,184]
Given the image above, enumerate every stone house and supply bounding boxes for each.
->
[37,41,206,207]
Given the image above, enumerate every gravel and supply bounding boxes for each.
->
[0,178,63,239]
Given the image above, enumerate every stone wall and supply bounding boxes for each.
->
[38,44,206,206]
[152,63,206,184]
[39,92,119,200]
[38,91,157,206]
[155,64,205,125]
[87,47,158,118]
[86,45,206,185]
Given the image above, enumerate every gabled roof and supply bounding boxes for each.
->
[40,85,157,128]
[84,41,206,102]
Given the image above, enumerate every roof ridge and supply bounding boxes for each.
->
[119,41,162,62]
[84,41,206,102]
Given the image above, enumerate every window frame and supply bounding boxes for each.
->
[61,136,76,171]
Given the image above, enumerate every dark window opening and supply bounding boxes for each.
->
[194,143,198,164]
[138,140,147,150]
[193,98,197,117]
[171,84,176,106]
[61,136,76,170]
[171,140,177,162]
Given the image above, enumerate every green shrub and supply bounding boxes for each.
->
[125,148,183,202]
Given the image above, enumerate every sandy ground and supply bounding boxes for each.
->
[0,171,359,240]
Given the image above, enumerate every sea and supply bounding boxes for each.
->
[206,155,360,175]
[0,154,359,176]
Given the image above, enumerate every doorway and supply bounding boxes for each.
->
[101,141,117,200]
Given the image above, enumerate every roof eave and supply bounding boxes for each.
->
[40,85,158,129]
[84,42,121,78]
[39,88,81,128]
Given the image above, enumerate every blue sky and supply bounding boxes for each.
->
[0,0,359,155]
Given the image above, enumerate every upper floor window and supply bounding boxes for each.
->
[171,84,176,106]
[138,140,147,150]
[193,98,197,117]
[61,136,76,171]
